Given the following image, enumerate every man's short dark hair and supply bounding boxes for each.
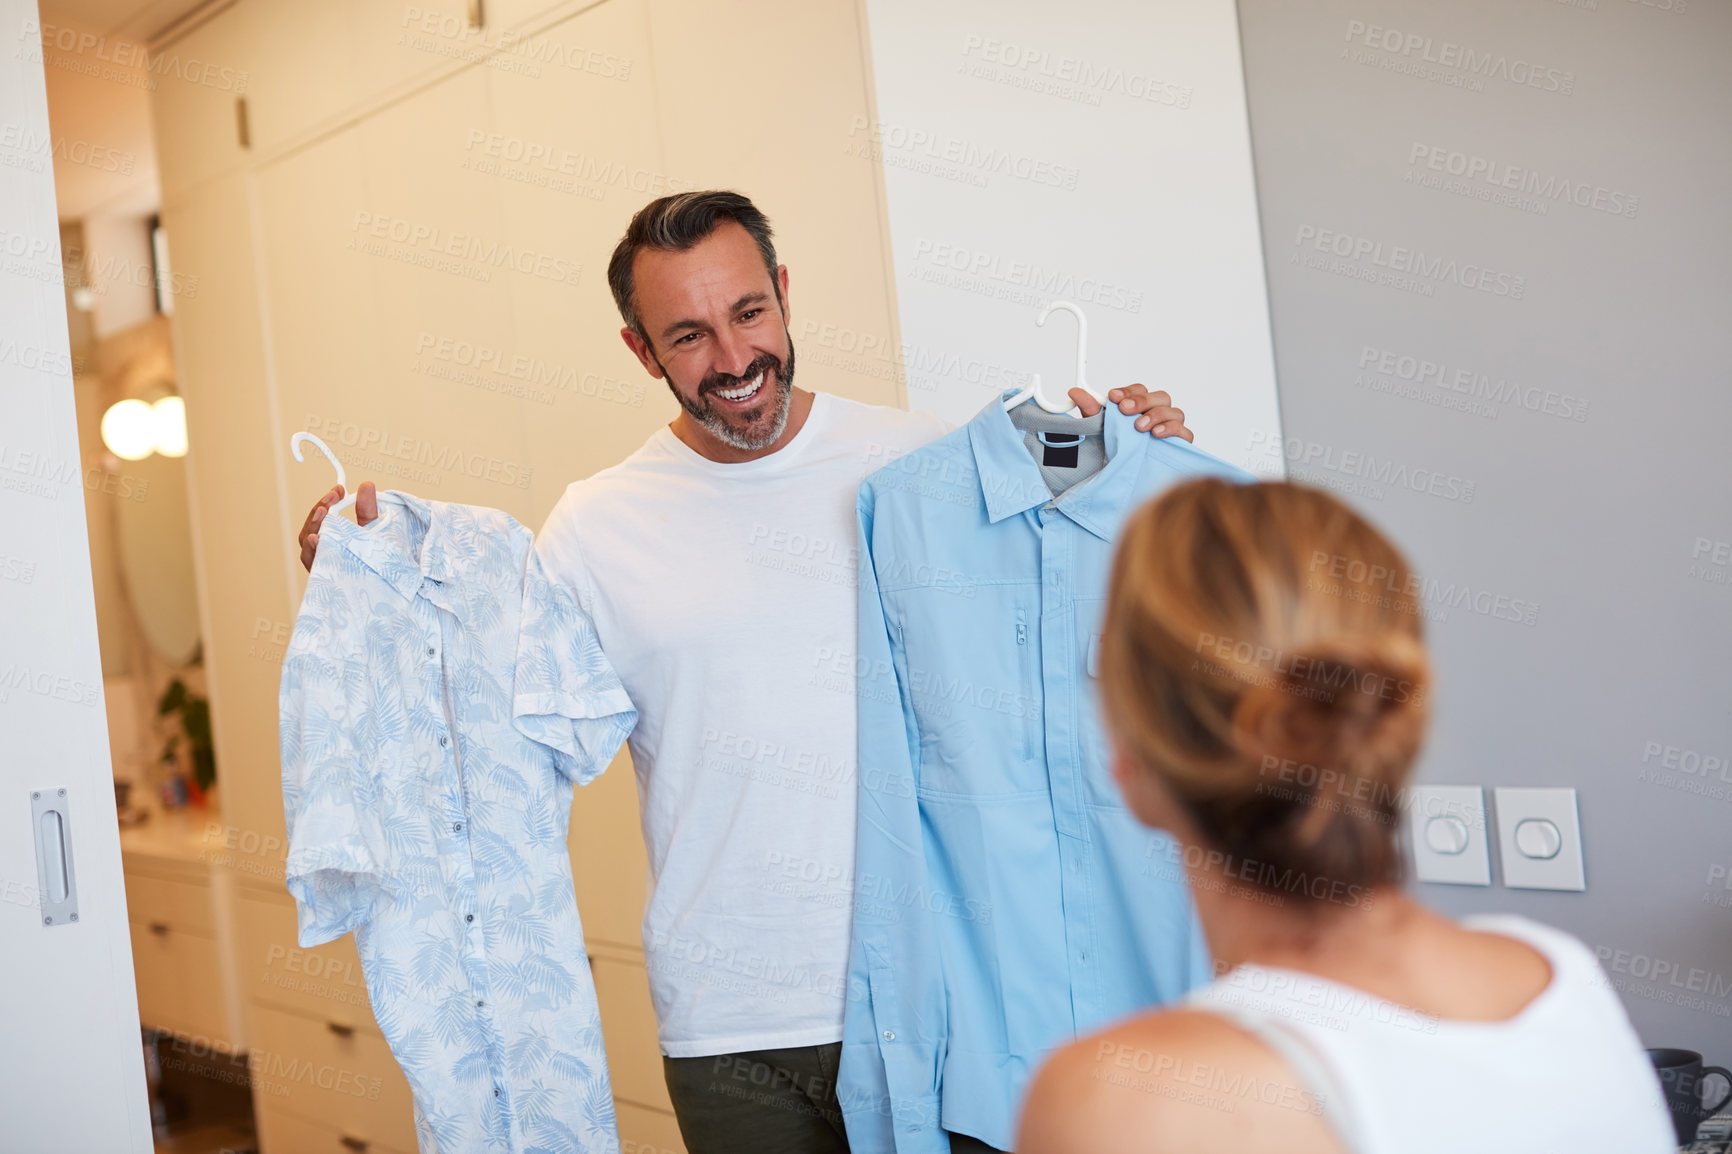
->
[607,190,780,347]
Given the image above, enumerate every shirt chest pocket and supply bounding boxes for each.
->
[1075,602,1120,805]
[888,584,1046,797]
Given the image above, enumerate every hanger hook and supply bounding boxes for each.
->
[1033,300,1092,414]
[290,431,356,513]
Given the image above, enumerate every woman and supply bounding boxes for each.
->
[1018,480,1671,1154]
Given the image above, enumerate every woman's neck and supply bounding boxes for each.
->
[1190,868,1424,978]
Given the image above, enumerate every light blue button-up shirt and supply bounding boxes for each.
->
[281,493,636,1154]
[839,397,1253,1152]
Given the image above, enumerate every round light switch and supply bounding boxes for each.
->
[1424,815,1470,855]
[1514,818,1563,860]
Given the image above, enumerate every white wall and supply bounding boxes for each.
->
[81,213,158,337]
[0,3,152,1149]
[861,0,1282,462]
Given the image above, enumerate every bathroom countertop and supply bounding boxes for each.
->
[116,804,223,866]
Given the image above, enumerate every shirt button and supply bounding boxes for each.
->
[882,1030,895,1041]
[427,646,435,656]
[440,736,449,747]
[453,822,463,832]
[476,999,485,1008]
[465,914,474,923]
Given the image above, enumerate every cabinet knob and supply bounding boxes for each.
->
[338,1136,370,1151]
[148,921,170,936]
[325,1021,355,1038]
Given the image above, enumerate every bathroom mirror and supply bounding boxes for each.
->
[113,418,201,667]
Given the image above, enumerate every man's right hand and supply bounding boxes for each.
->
[298,481,378,571]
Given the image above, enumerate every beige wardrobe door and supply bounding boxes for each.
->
[481,0,671,528]
[151,12,257,203]
[643,0,903,411]
[253,64,540,525]
[237,0,485,151]
[157,171,298,876]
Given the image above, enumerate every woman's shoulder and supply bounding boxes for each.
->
[1018,1010,1340,1154]
[1458,912,1591,968]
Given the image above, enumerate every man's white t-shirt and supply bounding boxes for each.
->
[536,393,949,1057]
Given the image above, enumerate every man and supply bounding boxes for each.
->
[298,191,1195,1153]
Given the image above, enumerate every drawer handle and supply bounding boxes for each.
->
[148,921,170,936]
[339,1137,370,1152]
[326,1021,355,1038]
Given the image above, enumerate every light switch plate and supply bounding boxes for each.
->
[1405,786,1491,886]
[1494,788,1585,891]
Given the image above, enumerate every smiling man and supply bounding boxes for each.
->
[298,190,1195,1153]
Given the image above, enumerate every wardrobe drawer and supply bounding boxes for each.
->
[125,869,216,937]
[238,885,376,1023]
[256,1096,416,1154]
[130,920,229,1043]
[617,1099,686,1154]
[248,1002,418,1148]
[592,953,674,1113]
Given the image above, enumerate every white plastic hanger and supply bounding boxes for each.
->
[292,431,406,523]
[290,431,363,514]
[291,432,354,512]
[1003,300,1105,416]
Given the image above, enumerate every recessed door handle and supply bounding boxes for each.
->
[339,1136,370,1151]
[31,789,79,927]
[149,921,171,935]
[326,1021,355,1038]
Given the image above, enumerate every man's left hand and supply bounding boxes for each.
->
[1069,384,1193,443]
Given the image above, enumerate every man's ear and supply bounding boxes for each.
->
[621,326,665,379]
[776,264,791,325]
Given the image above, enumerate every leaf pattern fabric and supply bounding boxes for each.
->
[280,492,636,1154]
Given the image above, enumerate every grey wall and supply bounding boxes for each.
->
[1235,0,1732,1054]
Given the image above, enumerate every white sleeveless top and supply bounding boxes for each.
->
[1185,915,1673,1153]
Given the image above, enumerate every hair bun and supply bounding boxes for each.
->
[1230,634,1429,780]
[1101,479,1436,903]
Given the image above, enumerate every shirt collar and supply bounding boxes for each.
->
[321,490,453,600]
[967,392,1141,542]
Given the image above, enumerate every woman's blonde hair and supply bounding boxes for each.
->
[1101,479,1431,901]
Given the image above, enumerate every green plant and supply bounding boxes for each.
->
[157,678,215,792]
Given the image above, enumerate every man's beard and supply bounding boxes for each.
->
[665,341,797,452]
